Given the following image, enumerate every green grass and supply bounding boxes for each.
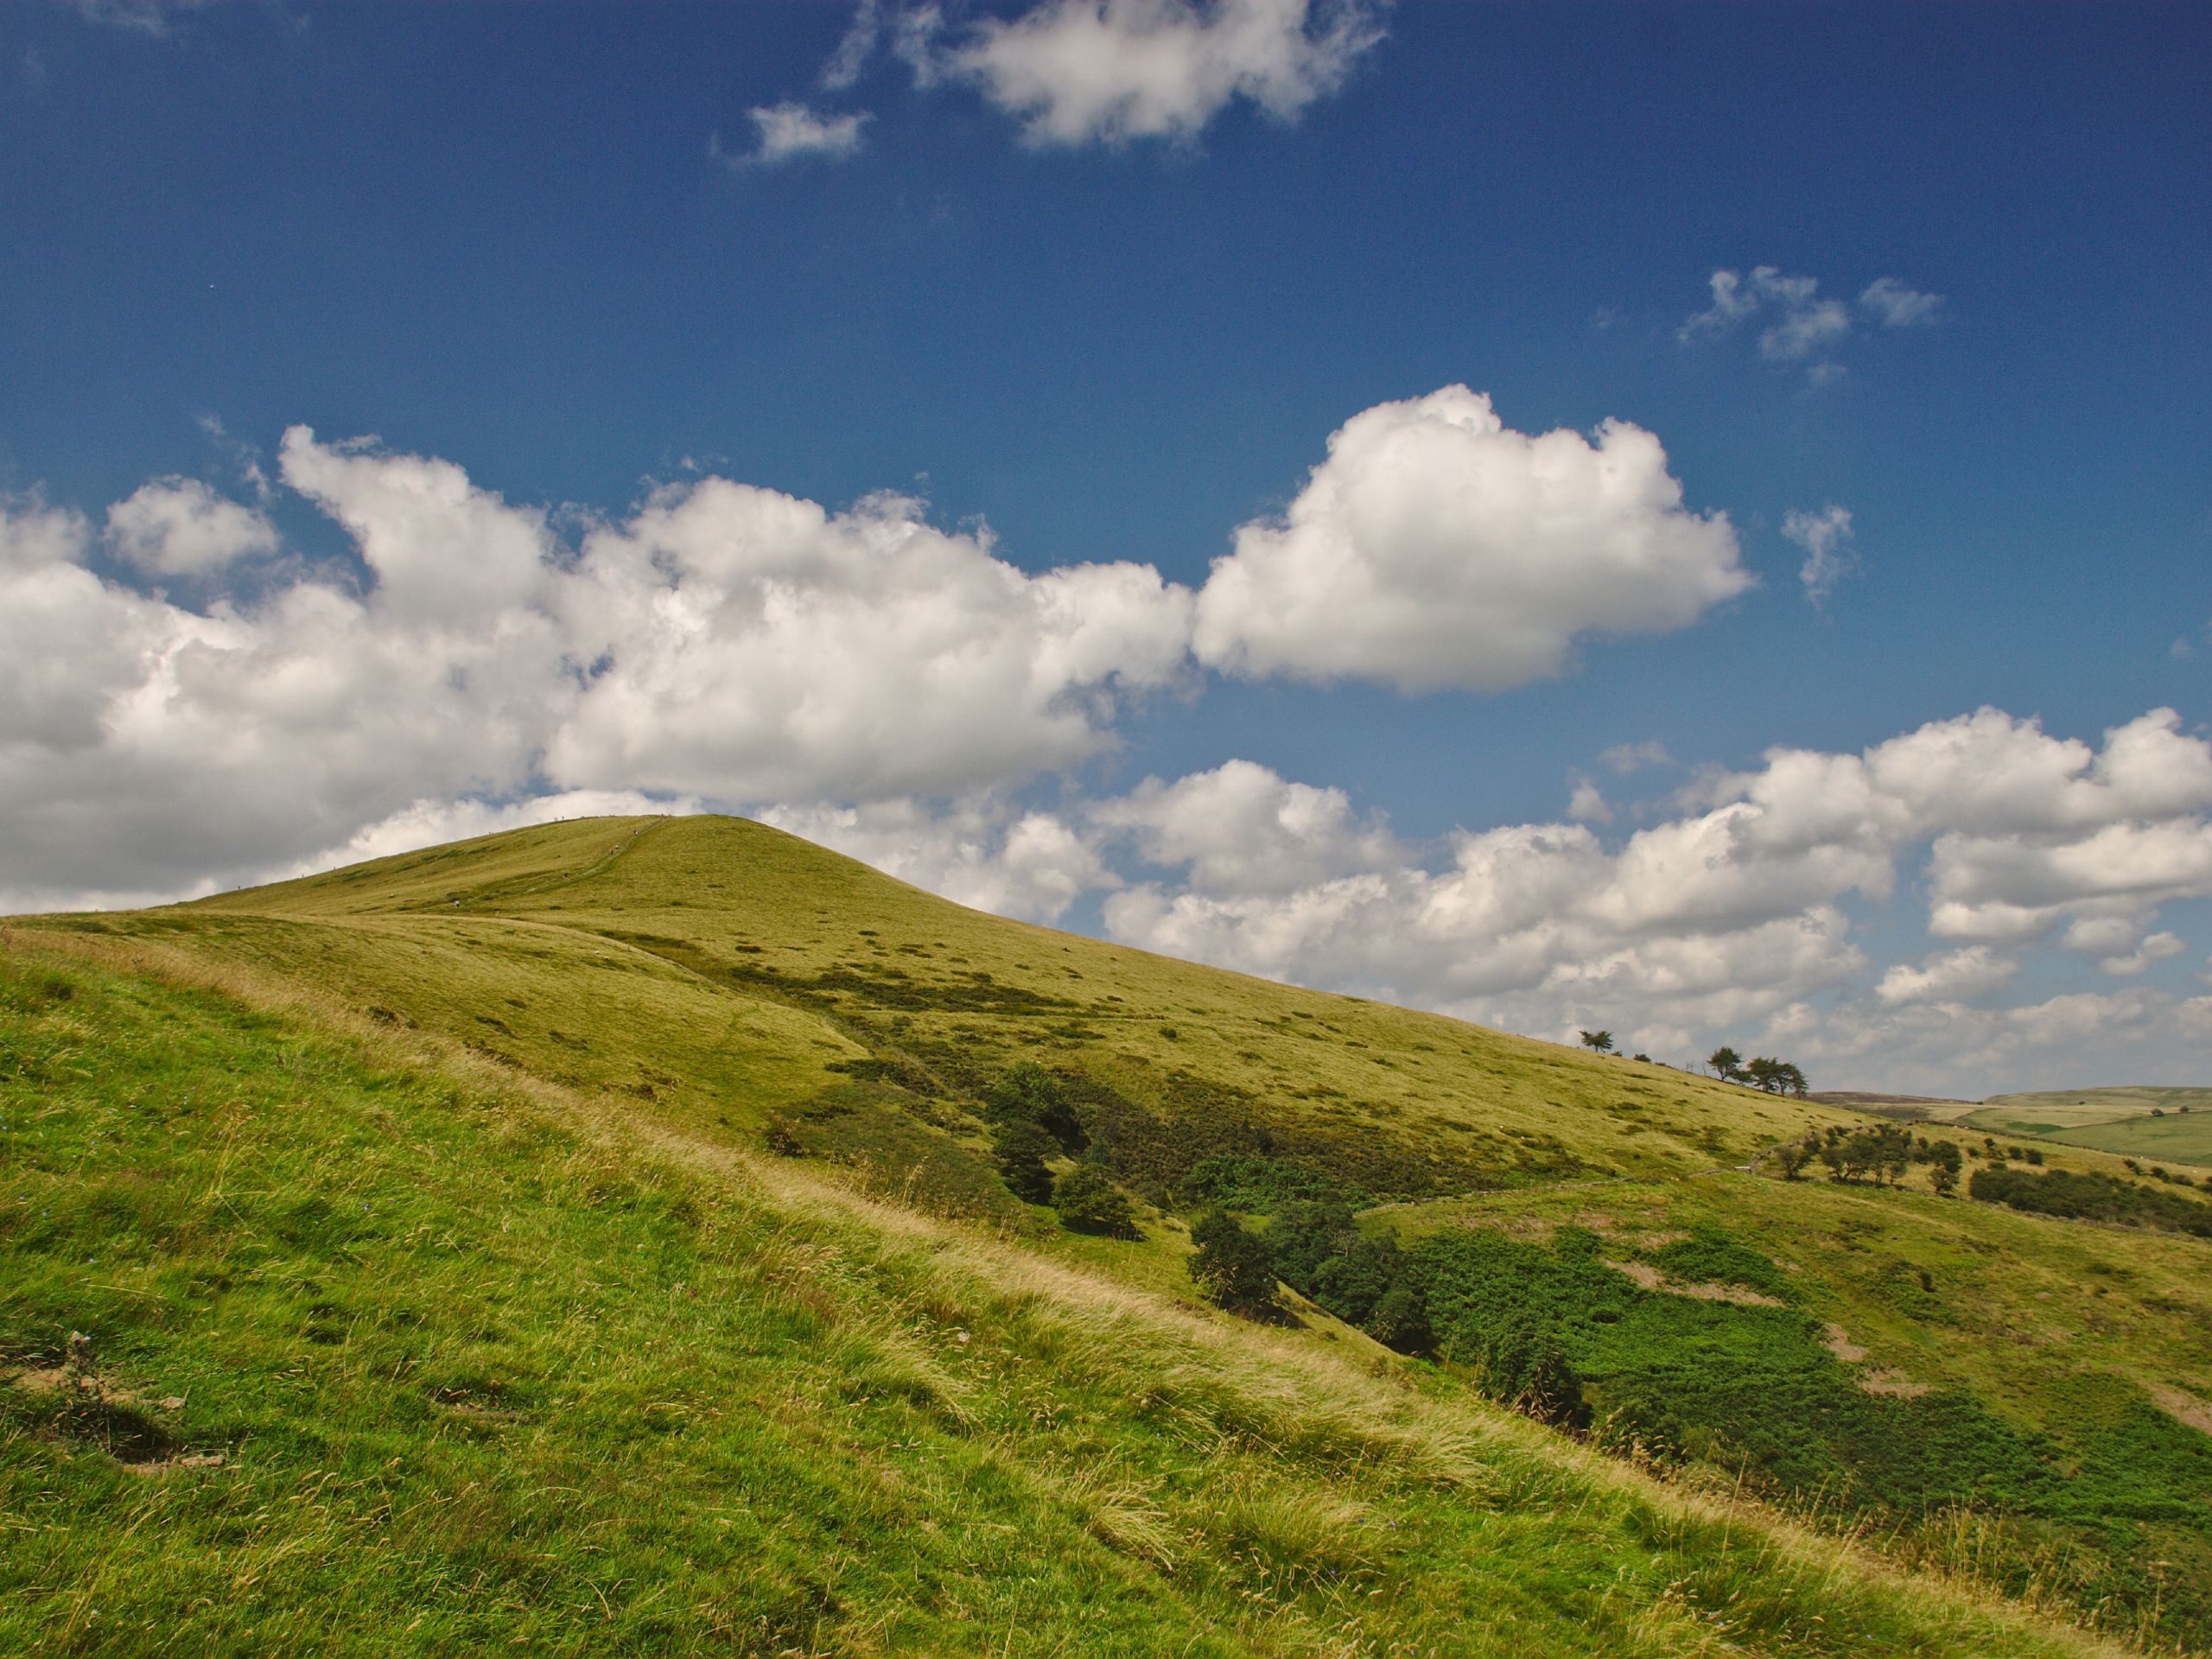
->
[7,813,2209,1654]
[0,943,2127,1657]
[1967,1091,2212,1168]
[147,814,1855,1190]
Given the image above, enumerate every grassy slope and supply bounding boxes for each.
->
[6,813,2209,1652]
[0,940,2112,1659]
[170,814,1845,1182]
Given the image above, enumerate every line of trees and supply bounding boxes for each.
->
[1575,1033,1810,1095]
[1772,1124,1963,1192]
[1707,1046,1807,1095]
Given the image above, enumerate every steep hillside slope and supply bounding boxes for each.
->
[170,813,1836,1189]
[0,936,2132,1658]
[10,814,2212,1653]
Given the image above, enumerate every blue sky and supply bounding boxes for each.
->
[3,0,2209,1093]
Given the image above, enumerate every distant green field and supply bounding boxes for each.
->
[1965,1088,2212,1167]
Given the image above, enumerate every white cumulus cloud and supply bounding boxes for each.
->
[1875,945,2018,1006]
[105,477,279,576]
[934,0,1387,146]
[1190,386,1751,692]
[0,435,1194,910]
[759,797,1113,924]
[1083,708,2212,1088]
[1091,759,1401,894]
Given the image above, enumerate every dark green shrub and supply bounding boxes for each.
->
[982,1061,1086,1152]
[1189,1209,1278,1315]
[1364,1282,1432,1352]
[1264,1199,1358,1287]
[1969,1164,2212,1237]
[1471,1314,1589,1428]
[1052,1164,1140,1238]
[1179,1154,1351,1214]
[1311,1232,1408,1327]
[991,1116,1058,1205]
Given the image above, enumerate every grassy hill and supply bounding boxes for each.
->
[5,814,2209,1655]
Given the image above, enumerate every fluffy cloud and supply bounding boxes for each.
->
[721,102,870,167]
[1874,945,2017,1006]
[7,394,1743,909]
[546,480,1193,801]
[1783,503,1856,605]
[759,798,1111,923]
[1088,757,1872,1052]
[1190,386,1750,692]
[1086,708,2212,1086]
[105,478,278,576]
[1092,759,1400,894]
[0,434,1192,909]
[1566,779,1612,823]
[927,0,1387,146]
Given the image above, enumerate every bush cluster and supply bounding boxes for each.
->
[1969,1162,2212,1237]
[1774,1125,1962,1192]
[981,1061,1142,1238]
[1264,1200,1432,1351]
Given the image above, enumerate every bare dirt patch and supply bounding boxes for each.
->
[2152,1387,2212,1435]
[1819,1325,1933,1395]
[1605,1260,1782,1306]
[1823,1323,1869,1363]
[122,1451,226,1476]
[1859,1369,1933,1398]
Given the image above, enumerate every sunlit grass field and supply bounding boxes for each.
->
[1967,1090,2212,1168]
[5,814,2208,1655]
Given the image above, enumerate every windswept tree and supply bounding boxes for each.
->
[1926,1140,1963,1197]
[1742,1057,1808,1096]
[1708,1046,1743,1083]
[1579,1029,1615,1054]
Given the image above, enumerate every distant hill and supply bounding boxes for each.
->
[1965,1086,2212,1168]
[1808,1090,1980,1119]
[5,815,2209,1654]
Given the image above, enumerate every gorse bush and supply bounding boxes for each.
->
[1405,1212,2212,1638]
[1264,1201,1427,1346]
[1177,1153,1356,1214]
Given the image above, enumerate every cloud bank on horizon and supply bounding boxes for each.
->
[6,404,2211,1097]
